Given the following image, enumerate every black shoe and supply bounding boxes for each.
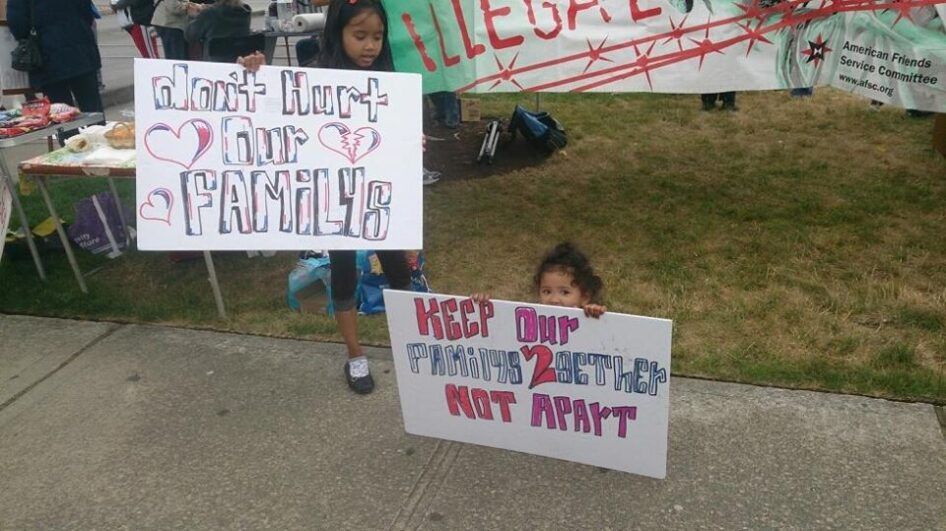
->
[344,361,375,394]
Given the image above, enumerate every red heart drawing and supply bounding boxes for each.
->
[139,188,174,225]
[318,123,382,164]
[144,119,214,169]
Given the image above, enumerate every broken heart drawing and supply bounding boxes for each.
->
[144,119,214,169]
[317,123,382,165]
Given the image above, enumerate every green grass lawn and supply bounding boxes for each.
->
[2,88,944,403]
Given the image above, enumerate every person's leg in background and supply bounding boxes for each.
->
[41,75,102,142]
[40,82,75,108]
[720,91,737,111]
[155,26,188,60]
[700,93,718,111]
[429,91,459,128]
[67,70,105,116]
[438,92,460,128]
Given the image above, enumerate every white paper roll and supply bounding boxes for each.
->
[292,13,326,32]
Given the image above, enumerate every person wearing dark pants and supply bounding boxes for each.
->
[6,0,105,137]
[41,72,103,115]
[154,26,189,59]
[429,91,459,128]
[701,92,737,111]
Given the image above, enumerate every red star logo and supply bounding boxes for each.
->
[688,20,724,70]
[887,0,917,26]
[631,40,658,90]
[489,53,524,91]
[801,34,832,65]
[738,20,773,56]
[663,15,690,53]
[583,37,615,73]
[777,0,796,24]
[736,0,769,23]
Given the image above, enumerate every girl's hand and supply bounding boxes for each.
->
[237,52,266,72]
[583,304,607,318]
[471,293,491,305]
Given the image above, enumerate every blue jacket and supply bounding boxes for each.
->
[6,0,102,89]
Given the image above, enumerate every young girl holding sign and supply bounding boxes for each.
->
[241,0,410,395]
[474,242,608,318]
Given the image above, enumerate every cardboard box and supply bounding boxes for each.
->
[934,114,946,158]
[460,98,481,122]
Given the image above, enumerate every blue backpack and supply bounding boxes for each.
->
[356,251,431,315]
[508,105,567,155]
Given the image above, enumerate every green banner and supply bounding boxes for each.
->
[386,0,946,111]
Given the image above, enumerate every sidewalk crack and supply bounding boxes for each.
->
[0,323,124,412]
[935,406,946,442]
[388,440,462,531]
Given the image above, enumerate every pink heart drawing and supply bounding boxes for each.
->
[318,123,382,165]
[139,188,174,225]
[144,119,214,169]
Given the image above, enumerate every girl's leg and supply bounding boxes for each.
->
[329,250,374,393]
[328,250,362,359]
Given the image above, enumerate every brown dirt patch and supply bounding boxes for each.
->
[423,116,549,181]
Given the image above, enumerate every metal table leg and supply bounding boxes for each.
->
[202,251,227,319]
[106,177,132,247]
[0,155,45,280]
[35,176,87,293]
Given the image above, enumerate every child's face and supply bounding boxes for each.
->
[342,10,384,68]
[538,271,590,308]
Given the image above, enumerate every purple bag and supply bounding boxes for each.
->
[67,192,131,257]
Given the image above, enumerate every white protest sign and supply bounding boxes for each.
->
[0,175,11,262]
[383,290,673,478]
[134,59,423,250]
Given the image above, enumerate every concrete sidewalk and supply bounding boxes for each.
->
[1,314,944,529]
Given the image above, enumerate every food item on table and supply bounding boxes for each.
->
[21,98,51,120]
[65,135,92,153]
[49,103,80,123]
[0,99,81,138]
[105,122,135,149]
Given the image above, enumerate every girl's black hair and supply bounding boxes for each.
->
[318,0,395,72]
[534,242,604,303]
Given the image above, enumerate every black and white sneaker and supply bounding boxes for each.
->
[344,358,375,394]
